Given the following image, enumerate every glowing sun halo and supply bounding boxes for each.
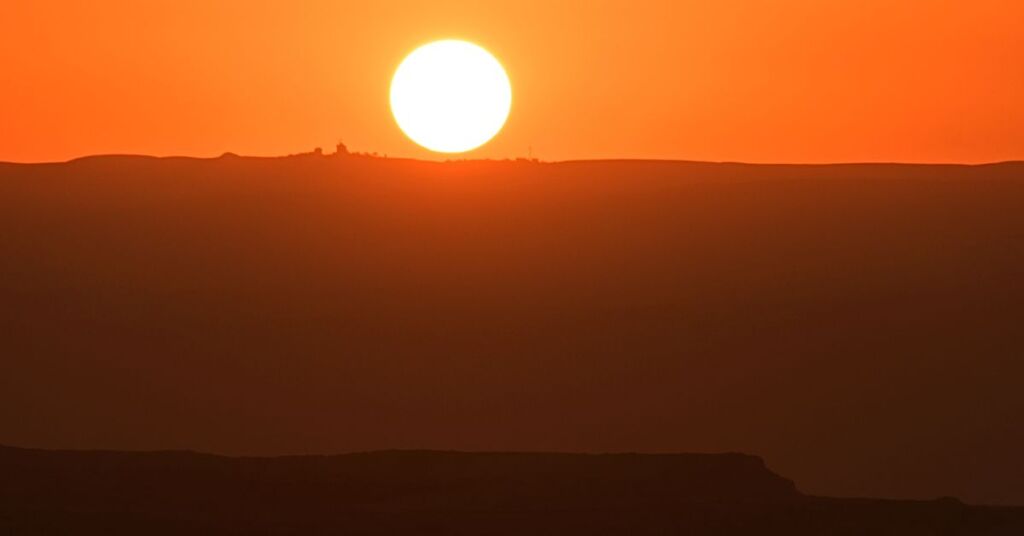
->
[390,40,512,153]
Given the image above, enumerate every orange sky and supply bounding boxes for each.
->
[2,1,1022,163]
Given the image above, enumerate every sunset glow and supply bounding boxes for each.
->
[3,2,1021,163]
[2,2,1024,527]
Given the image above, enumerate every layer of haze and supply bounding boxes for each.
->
[2,0,1023,163]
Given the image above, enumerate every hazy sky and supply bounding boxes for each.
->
[2,0,1022,163]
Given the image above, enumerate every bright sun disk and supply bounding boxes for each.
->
[390,40,512,153]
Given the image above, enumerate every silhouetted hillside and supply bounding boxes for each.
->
[1,155,1023,506]
[1,445,1022,535]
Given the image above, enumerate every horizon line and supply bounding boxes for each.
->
[2,152,1023,168]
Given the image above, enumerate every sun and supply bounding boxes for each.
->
[390,40,512,154]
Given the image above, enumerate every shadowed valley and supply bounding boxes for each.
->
[1,155,1023,515]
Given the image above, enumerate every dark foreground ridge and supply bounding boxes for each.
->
[1,445,1022,535]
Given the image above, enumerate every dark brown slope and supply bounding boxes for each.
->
[1,155,1023,505]
[1,445,1022,535]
